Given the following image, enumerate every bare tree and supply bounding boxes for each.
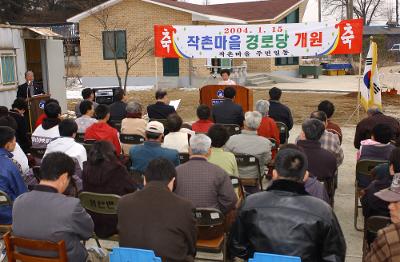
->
[73,2,153,92]
[385,3,395,22]
[323,0,383,24]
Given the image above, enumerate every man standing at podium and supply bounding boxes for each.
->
[16,71,44,99]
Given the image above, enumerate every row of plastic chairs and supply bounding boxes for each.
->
[105,118,289,144]
[2,186,298,262]
[353,159,393,258]
[3,232,300,262]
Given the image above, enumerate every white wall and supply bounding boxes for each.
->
[45,39,67,112]
[0,27,27,108]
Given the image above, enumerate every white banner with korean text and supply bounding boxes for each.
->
[154,19,363,59]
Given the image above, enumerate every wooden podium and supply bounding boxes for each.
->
[199,85,253,112]
[27,94,50,132]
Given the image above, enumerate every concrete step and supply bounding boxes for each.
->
[247,76,272,82]
[248,79,275,86]
[246,73,270,80]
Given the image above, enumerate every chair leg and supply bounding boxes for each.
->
[222,234,226,262]
[354,183,364,231]
[94,237,101,248]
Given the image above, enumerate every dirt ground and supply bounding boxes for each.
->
[68,90,400,125]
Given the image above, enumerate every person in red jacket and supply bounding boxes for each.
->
[34,99,59,129]
[255,100,280,159]
[191,104,213,133]
[85,104,121,155]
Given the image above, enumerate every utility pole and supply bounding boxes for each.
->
[318,0,321,22]
[347,0,353,19]
[347,0,354,71]
[396,0,399,25]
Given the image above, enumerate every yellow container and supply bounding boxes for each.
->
[326,70,338,76]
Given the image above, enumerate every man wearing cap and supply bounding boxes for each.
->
[129,121,180,174]
[365,171,400,261]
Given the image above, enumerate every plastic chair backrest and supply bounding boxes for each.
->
[194,208,225,227]
[179,153,190,164]
[75,133,85,143]
[268,138,277,150]
[120,134,145,144]
[80,139,96,153]
[78,192,121,215]
[221,124,241,136]
[149,119,168,127]
[356,159,388,179]
[230,176,244,199]
[109,120,122,131]
[275,122,289,144]
[356,159,388,176]
[0,190,12,207]
[366,216,391,234]
[235,154,259,167]
[30,147,46,159]
[84,139,97,144]
[249,252,301,262]
[4,232,68,262]
[109,247,161,262]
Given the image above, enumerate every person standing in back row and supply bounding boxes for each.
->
[212,86,244,127]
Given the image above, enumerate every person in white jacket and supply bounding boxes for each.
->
[45,119,87,169]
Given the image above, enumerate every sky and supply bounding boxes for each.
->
[183,0,396,24]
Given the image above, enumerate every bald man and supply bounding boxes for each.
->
[16,71,44,99]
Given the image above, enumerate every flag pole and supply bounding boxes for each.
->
[357,51,362,122]
[155,57,158,90]
[369,36,375,109]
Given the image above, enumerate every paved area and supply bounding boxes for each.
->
[289,124,363,261]
[251,75,361,93]
[90,124,365,261]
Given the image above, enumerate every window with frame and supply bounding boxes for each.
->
[275,9,300,66]
[0,52,17,86]
[102,30,127,60]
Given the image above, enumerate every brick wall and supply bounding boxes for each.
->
[79,0,193,78]
[79,0,305,77]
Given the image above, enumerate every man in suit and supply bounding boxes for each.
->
[16,71,45,99]
[147,90,176,119]
[109,88,127,121]
[212,86,244,126]
[12,152,94,261]
[118,158,197,262]
[268,87,293,131]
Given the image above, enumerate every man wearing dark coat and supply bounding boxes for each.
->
[16,71,44,99]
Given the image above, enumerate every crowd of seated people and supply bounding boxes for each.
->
[1,85,400,262]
